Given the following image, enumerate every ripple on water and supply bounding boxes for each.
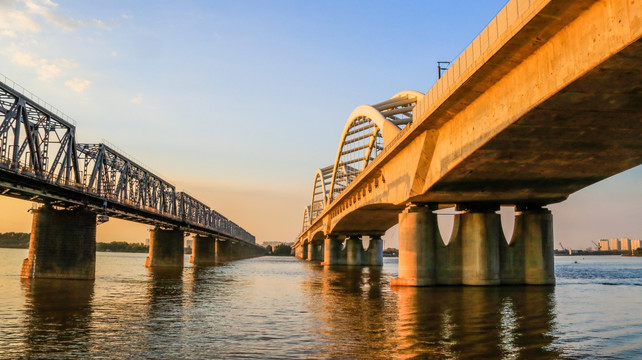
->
[0,251,642,359]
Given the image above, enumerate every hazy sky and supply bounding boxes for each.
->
[0,0,639,249]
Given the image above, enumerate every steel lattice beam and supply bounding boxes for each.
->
[0,78,255,245]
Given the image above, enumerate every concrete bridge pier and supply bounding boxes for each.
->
[307,241,314,261]
[215,239,231,262]
[364,235,384,266]
[391,204,438,286]
[501,206,555,285]
[323,235,346,265]
[20,205,96,280]
[297,241,309,260]
[458,205,501,286]
[190,235,217,266]
[145,227,184,267]
[307,242,323,261]
[346,236,363,266]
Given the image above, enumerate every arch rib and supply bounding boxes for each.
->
[328,105,399,203]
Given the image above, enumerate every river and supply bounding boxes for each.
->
[1,249,641,359]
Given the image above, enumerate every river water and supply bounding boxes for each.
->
[1,249,642,359]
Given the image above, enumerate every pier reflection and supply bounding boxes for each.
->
[21,278,94,358]
[306,265,397,359]
[144,267,185,342]
[393,285,561,359]
[146,266,185,309]
[306,264,561,359]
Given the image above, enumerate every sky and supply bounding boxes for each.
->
[0,0,639,250]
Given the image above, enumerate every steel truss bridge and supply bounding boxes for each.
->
[0,77,254,244]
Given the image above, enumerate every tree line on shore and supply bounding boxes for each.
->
[0,232,149,252]
[0,232,29,248]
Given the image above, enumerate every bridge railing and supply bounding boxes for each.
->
[0,77,255,244]
[414,0,540,123]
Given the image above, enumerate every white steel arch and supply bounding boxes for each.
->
[327,91,423,203]
[302,206,311,232]
[309,165,333,223]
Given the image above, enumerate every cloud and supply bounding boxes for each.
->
[65,77,91,92]
[11,50,78,81]
[11,51,38,67]
[0,5,42,37]
[111,50,118,56]
[131,95,143,104]
[23,0,81,31]
[0,0,112,38]
[36,63,61,80]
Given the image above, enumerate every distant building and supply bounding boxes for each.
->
[632,239,642,251]
[144,238,150,246]
[599,239,610,251]
[185,239,193,248]
[610,238,620,250]
[620,237,631,251]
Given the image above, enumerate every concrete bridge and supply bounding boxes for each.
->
[0,76,264,281]
[294,0,642,286]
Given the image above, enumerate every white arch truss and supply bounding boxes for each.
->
[309,165,333,223]
[302,205,311,232]
[327,90,423,203]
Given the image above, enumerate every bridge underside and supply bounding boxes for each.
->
[330,204,404,235]
[416,37,642,204]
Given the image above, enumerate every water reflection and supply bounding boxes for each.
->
[394,285,561,359]
[306,265,397,359]
[146,266,185,313]
[305,264,561,359]
[21,278,94,358]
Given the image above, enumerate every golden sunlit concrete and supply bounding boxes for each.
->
[297,0,642,285]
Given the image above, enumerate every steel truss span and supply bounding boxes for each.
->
[0,78,254,245]
[301,91,423,233]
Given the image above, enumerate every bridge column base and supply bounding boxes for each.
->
[20,206,96,280]
[190,235,217,266]
[522,208,555,285]
[216,239,233,262]
[145,228,184,267]
[308,243,323,261]
[391,205,438,287]
[322,235,346,265]
[501,206,555,285]
[459,209,501,286]
[346,236,363,266]
[296,242,309,260]
[307,241,314,261]
[365,235,383,266]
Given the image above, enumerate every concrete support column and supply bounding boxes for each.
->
[190,235,217,266]
[436,215,462,285]
[501,206,555,285]
[302,242,309,260]
[323,235,345,265]
[145,227,184,268]
[307,241,314,261]
[313,243,320,261]
[20,206,96,280]
[522,208,555,285]
[307,243,323,261]
[460,206,501,286]
[365,235,384,266]
[391,204,439,286]
[346,236,363,266]
[216,239,230,262]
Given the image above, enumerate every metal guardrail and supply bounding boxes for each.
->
[0,72,77,126]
